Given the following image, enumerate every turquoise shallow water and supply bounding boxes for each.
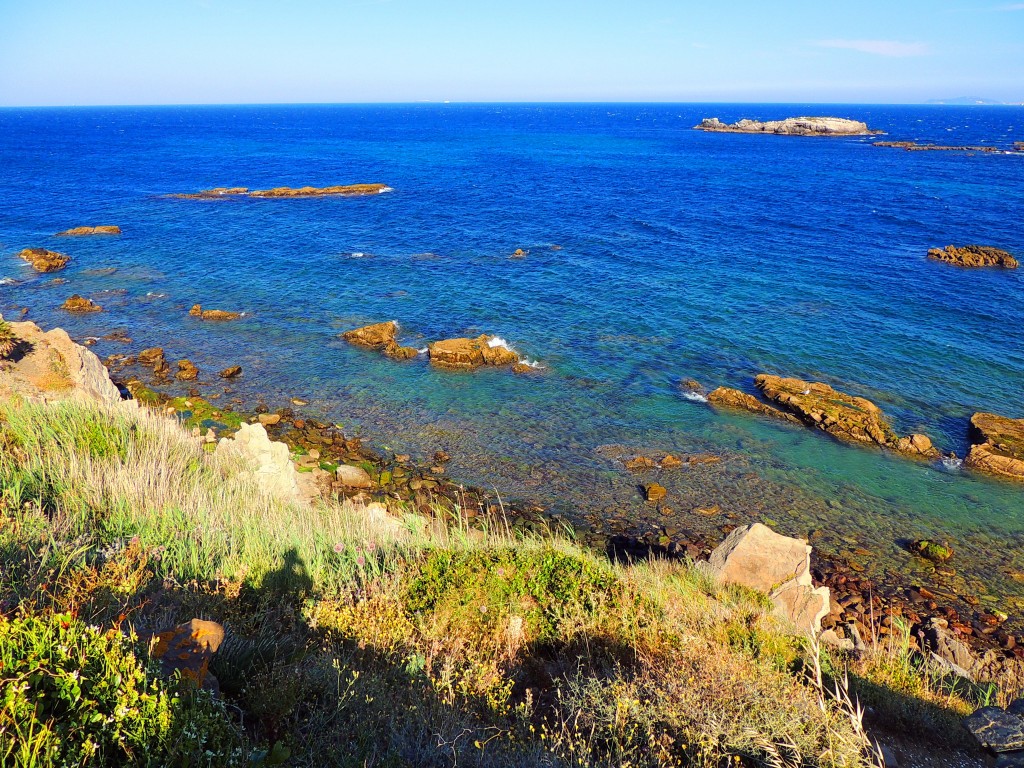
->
[1,103,1022,613]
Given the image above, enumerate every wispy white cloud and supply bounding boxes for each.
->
[814,39,930,57]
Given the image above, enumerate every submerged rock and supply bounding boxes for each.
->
[914,539,955,563]
[219,365,242,379]
[19,247,69,273]
[928,245,1018,269]
[694,116,876,136]
[428,335,519,370]
[707,522,830,635]
[966,412,1024,481]
[60,295,102,313]
[189,304,241,321]
[55,225,121,236]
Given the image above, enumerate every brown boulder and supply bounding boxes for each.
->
[19,247,69,273]
[176,359,199,381]
[189,304,241,321]
[138,346,168,373]
[927,245,1018,269]
[60,295,102,313]
[429,335,519,370]
[337,464,374,488]
[965,412,1024,482]
[342,321,419,360]
[55,225,121,236]
[150,618,224,691]
[219,365,242,378]
[707,522,830,635]
[754,374,940,458]
[342,321,398,348]
[645,483,667,502]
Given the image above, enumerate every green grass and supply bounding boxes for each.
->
[0,395,981,767]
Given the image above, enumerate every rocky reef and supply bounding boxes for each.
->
[875,141,1003,153]
[55,225,121,236]
[19,247,69,273]
[168,184,390,199]
[928,245,1018,269]
[694,117,876,136]
[341,321,419,360]
[708,375,938,458]
[966,412,1024,482]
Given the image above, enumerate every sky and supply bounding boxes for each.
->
[0,0,1022,106]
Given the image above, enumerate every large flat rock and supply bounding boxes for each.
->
[966,412,1024,482]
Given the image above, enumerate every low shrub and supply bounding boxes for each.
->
[0,611,246,767]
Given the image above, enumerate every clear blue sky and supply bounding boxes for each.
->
[1,0,1022,105]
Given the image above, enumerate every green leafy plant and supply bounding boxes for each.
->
[0,611,247,767]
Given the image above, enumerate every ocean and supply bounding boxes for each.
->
[1,103,1022,615]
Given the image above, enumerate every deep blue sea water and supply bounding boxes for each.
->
[1,104,1022,609]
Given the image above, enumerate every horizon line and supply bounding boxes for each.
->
[2,99,1024,109]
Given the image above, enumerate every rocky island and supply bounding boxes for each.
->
[167,183,391,199]
[928,245,1018,269]
[55,225,122,236]
[694,116,878,136]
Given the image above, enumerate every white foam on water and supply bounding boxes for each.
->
[0,277,18,286]
[681,391,708,403]
[349,252,366,258]
[145,291,168,298]
[378,186,394,193]
[487,336,513,351]
[518,358,543,369]
[940,456,964,473]
[417,347,428,355]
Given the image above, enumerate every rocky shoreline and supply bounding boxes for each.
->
[3,308,1024,690]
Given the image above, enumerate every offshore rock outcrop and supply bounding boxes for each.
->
[927,245,1018,269]
[19,248,69,273]
[167,184,391,199]
[428,335,519,370]
[708,376,938,459]
[755,375,939,458]
[694,117,876,136]
[55,225,121,236]
[966,412,1024,482]
[341,321,419,360]
[189,304,241,321]
[60,295,102,313]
